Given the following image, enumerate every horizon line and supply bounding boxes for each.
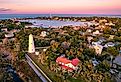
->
[0,13,121,15]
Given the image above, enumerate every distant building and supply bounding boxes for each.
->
[40,31,47,37]
[80,19,86,22]
[92,42,99,45]
[1,27,8,32]
[35,52,39,55]
[99,19,107,23]
[105,22,115,26]
[104,42,115,48]
[28,34,35,53]
[87,36,93,44]
[91,37,105,46]
[5,33,14,38]
[98,38,105,43]
[86,29,92,33]
[109,35,115,40]
[14,21,21,25]
[92,43,103,55]
[43,48,47,52]
[97,25,106,30]
[56,57,80,71]
[93,30,102,36]
[108,22,115,26]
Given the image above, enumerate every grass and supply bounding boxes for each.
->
[29,54,62,82]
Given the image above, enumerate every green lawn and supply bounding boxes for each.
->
[29,54,62,82]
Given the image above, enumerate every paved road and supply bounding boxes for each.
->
[25,54,52,82]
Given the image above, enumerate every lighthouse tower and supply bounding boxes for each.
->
[28,34,35,53]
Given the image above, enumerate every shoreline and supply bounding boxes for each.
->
[0,14,121,20]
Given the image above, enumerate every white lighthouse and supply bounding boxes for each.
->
[28,34,35,53]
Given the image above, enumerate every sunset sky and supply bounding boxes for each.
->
[0,0,121,14]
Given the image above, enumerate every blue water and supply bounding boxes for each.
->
[0,14,121,20]
[19,19,92,27]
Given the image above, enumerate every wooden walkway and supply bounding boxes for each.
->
[25,54,52,82]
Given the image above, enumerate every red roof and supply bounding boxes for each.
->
[56,57,80,70]
[72,58,80,66]
[56,57,71,64]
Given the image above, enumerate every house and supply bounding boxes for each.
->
[92,43,103,55]
[87,36,93,44]
[1,28,8,32]
[56,57,80,71]
[97,25,106,30]
[99,19,107,23]
[86,29,92,33]
[93,30,102,36]
[98,38,106,44]
[92,41,101,45]
[43,48,47,52]
[108,22,115,26]
[35,52,39,55]
[40,31,47,37]
[105,23,109,26]
[109,35,115,40]
[104,42,115,48]
[5,33,14,38]
[80,19,86,22]
[14,21,21,25]
[105,22,115,26]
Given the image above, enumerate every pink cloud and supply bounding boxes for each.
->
[0,0,121,14]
